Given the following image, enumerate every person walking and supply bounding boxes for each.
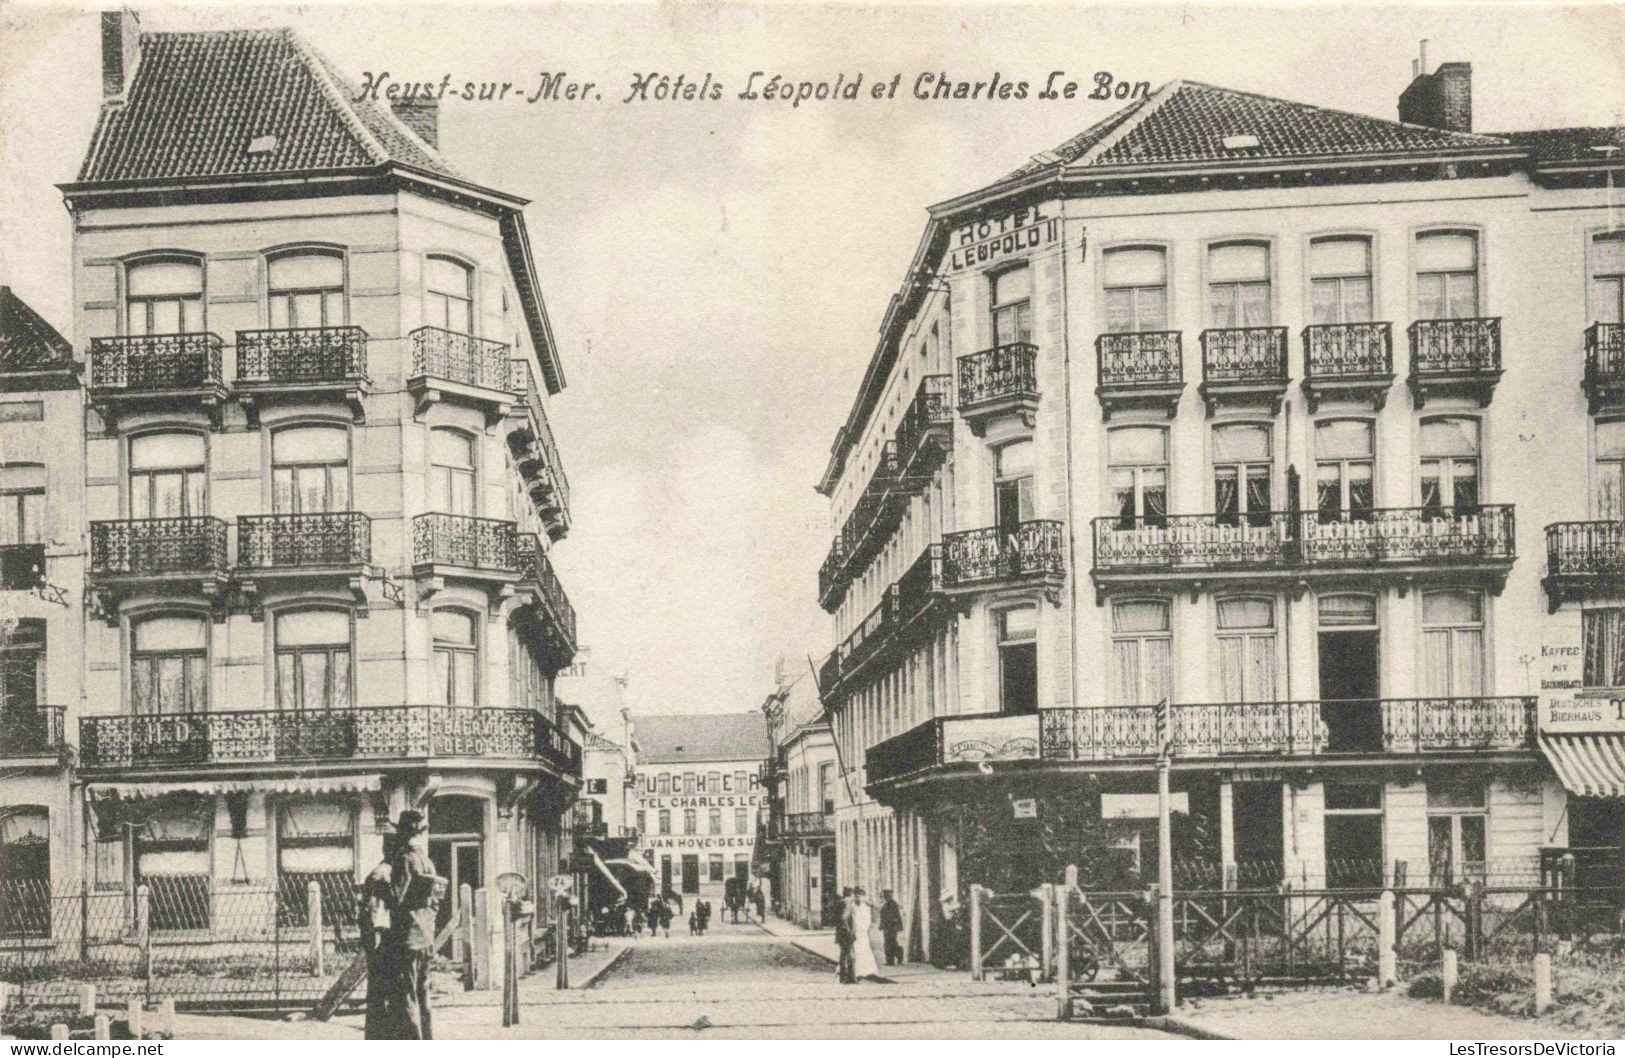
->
[358,811,445,1040]
[834,888,855,984]
[659,899,673,938]
[879,889,904,966]
[850,888,882,982]
[648,895,663,938]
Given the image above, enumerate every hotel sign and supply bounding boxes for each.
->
[946,205,1060,272]
[1537,609,1625,733]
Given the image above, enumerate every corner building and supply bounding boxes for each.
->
[816,62,1625,959]
[64,15,580,935]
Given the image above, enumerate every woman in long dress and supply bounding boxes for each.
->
[850,889,882,980]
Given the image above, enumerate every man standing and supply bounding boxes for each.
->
[834,888,856,984]
[358,811,445,1040]
[879,889,904,966]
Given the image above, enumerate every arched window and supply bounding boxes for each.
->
[1108,426,1168,528]
[1416,232,1480,319]
[271,426,349,513]
[1422,591,1483,698]
[129,432,205,518]
[0,807,52,930]
[1110,599,1171,706]
[1310,236,1374,324]
[125,257,203,335]
[1208,242,1271,327]
[990,267,1032,346]
[1314,420,1374,523]
[131,614,208,714]
[429,428,476,515]
[1216,597,1276,702]
[1420,417,1480,514]
[1213,424,1272,527]
[267,250,345,329]
[274,609,352,711]
[1593,232,1625,325]
[432,609,479,706]
[426,255,474,334]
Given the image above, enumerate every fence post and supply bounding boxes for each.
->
[1040,883,1054,983]
[157,998,175,1037]
[1055,869,1073,1020]
[308,880,324,978]
[126,1000,143,1039]
[969,885,984,981]
[1442,948,1458,1003]
[472,888,493,990]
[1534,952,1553,1014]
[1466,882,1484,961]
[78,984,96,1018]
[135,884,151,994]
[1377,888,1396,988]
[93,1015,110,1041]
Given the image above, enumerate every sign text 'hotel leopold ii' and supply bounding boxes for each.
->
[947,205,1060,271]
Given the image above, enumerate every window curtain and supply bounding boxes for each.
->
[1583,609,1625,688]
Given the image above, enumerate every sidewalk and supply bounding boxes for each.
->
[754,914,1018,990]
[1160,987,1569,1040]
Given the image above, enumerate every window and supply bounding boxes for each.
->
[429,429,476,515]
[708,771,721,794]
[734,806,747,833]
[1422,592,1484,698]
[274,610,351,711]
[1216,598,1276,702]
[635,810,646,834]
[130,615,208,714]
[268,251,345,329]
[1208,242,1271,327]
[1103,247,1168,332]
[1310,237,1374,324]
[129,433,206,518]
[990,268,1032,346]
[0,808,51,934]
[735,769,748,792]
[1111,600,1171,707]
[431,610,478,706]
[0,464,45,545]
[1592,232,1625,324]
[708,808,722,835]
[1315,420,1374,522]
[1596,422,1625,521]
[683,808,696,835]
[657,809,670,835]
[1109,426,1168,528]
[819,763,835,814]
[1323,782,1383,889]
[1420,418,1480,514]
[683,773,696,795]
[1426,778,1487,885]
[276,803,355,925]
[1583,609,1625,689]
[1416,232,1480,319]
[1213,424,1272,527]
[425,255,474,333]
[708,853,725,883]
[994,440,1034,530]
[658,773,670,795]
[997,606,1038,716]
[2,620,44,724]
[125,257,203,335]
[272,427,349,513]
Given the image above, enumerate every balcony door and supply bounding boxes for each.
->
[1213,424,1272,528]
[1596,421,1625,522]
[1415,232,1480,320]
[1310,237,1374,325]
[430,428,477,516]
[997,606,1038,716]
[1421,592,1484,699]
[272,427,350,514]
[1207,242,1271,328]
[130,614,208,715]
[125,257,203,335]
[1111,599,1171,707]
[993,440,1033,532]
[1317,594,1380,752]
[1,620,45,754]
[274,609,352,713]
[129,433,206,519]
[425,255,474,335]
[1109,426,1168,530]
[1103,247,1168,333]
[990,267,1032,346]
[268,250,345,329]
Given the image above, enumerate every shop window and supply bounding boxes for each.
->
[276,802,356,927]
[708,853,725,883]
[136,804,212,931]
[0,808,51,936]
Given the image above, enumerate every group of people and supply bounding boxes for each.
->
[832,887,905,984]
[357,811,446,1040]
[688,898,715,934]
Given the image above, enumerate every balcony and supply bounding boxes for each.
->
[1584,323,1625,415]
[87,334,227,430]
[234,326,369,422]
[818,540,849,614]
[957,343,1038,434]
[1408,317,1502,407]
[514,532,578,665]
[506,360,571,541]
[236,513,372,607]
[0,706,66,761]
[1544,521,1625,611]
[0,543,46,591]
[88,517,230,616]
[834,442,910,585]
[412,513,519,601]
[1199,327,1288,415]
[1301,323,1393,412]
[1096,331,1183,418]
[784,811,835,839]
[866,712,1039,788]
[942,520,1065,598]
[78,706,580,776]
[407,326,514,422]
[896,374,953,474]
[817,651,842,702]
[1091,506,1515,597]
[816,546,949,704]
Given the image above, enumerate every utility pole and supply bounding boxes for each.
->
[1155,699,1175,1015]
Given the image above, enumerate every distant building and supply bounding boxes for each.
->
[558,648,639,840]
[631,712,770,898]
[759,671,836,928]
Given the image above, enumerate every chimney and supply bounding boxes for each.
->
[101,8,141,99]
[1398,43,1473,133]
[389,97,439,148]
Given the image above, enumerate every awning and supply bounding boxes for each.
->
[1539,733,1625,797]
[88,774,382,801]
[590,848,627,902]
[605,856,658,880]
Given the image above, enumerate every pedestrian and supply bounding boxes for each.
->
[623,904,636,937]
[660,900,673,938]
[834,888,855,984]
[688,910,699,936]
[752,885,765,923]
[649,895,662,938]
[850,888,882,982]
[698,899,710,933]
[879,889,904,966]
[357,810,445,1040]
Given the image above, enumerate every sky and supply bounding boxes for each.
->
[2,1,1622,716]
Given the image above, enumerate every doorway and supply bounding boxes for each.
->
[427,795,485,946]
[660,855,673,896]
[1232,783,1283,885]
[680,854,700,894]
[819,844,838,927]
[1317,594,1382,753]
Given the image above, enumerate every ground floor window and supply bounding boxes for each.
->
[734,853,750,880]
[1426,778,1487,886]
[136,803,212,931]
[276,801,357,927]
[0,807,51,936]
[708,853,724,882]
[1323,783,1383,889]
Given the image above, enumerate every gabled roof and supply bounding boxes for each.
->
[77,28,460,184]
[632,713,771,765]
[0,287,73,372]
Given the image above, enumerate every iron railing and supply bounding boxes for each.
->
[80,706,576,770]
[1408,317,1502,375]
[958,343,1038,409]
[412,513,517,571]
[1303,322,1393,378]
[1301,505,1514,565]
[507,359,571,515]
[1585,323,1625,395]
[896,543,945,617]
[1546,520,1625,580]
[514,531,578,651]
[237,512,371,568]
[0,705,66,756]
[409,326,511,391]
[895,374,953,464]
[943,520,1065,588]
[1094,512,1293,570]
[1097,331,1182,387]
[1201,327,1288,384]
[818,539,848,611]
[89,517,230,576]
[785,811,835,838]
[822,545,948,698]
[817,651,841,697]
[235,326,367,384]
[0,542,46,590]
[88,334,223,391]
[865,716,944,785]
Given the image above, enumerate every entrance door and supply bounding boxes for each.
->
[660,856,673,896]
[819,844,838,927]
[1232,783,1283,885]
[427,839,483,942]
[680,854,700,895]
[1319,630,1381,751]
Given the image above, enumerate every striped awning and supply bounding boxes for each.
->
[1539,733,1625,797]
[88,774,382,801]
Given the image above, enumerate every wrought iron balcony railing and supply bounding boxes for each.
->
[894,374,953,467]
[507,359,571,514]
[865,712,1039,786]
[1301,505,1514,565]
[1201,327,1288,385]
[237,512,371,569]
[817,651,841,699]
[1094,512,1293,571]
[865,714,945,785]
[1409,317,1502,376]
[1039,697,1536,762]
[784,811,835,838]
[409,326,512,391]
[818,539,849,612]
[1547,520,1625,580]
[0,543,46,590]
[895,544,945,619]
[412,513,517,572]
[89,517,230,577]
[0,706,66,757]
[942,520,1065,589]
[1097,331,1182,387]
[514,532,578,652]
[1585,323,1625,412]
[236,326,367,384]
[1303,323,1393,379]
[958,343,1038,411]
[88,334,224,392]
[821,545,949,700]
[79,706,579,772]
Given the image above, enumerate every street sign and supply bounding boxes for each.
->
[1011,797,1037,819]
[495,871,527,897]
[547,874,573,895]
